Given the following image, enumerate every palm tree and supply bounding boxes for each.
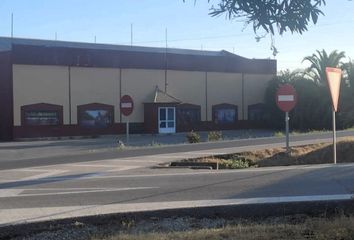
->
[302,49,346,84]
[277,69,305,83]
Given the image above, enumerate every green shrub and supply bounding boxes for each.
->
[208,131,223,141]
[219,157,256,169]
[274,131,284,137]
[186,131,201,143]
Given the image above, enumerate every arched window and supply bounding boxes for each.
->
[21,103,63,126]
[212,103,238,124]
[77,103,114,128]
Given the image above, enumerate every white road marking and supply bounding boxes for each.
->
[0,187,158,198]
[62,164,143,171]
[107,166,141,172]
[64,164,119,168]
[106,159,161,163]
[151,154,229,158]
[0,189,24,197]
[0,168,48,173]
[1,194,352,226]
[19,170,68,181]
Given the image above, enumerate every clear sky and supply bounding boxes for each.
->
[0,0,353,71]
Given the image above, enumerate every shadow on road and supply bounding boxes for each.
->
[0,172,102,189]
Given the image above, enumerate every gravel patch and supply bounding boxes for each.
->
[11,222,98,240]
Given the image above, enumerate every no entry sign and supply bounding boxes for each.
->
[276,84,297,112]
[120,95,134,116]
[275,84,297,152]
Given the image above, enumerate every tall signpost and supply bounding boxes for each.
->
[276,84,298,152]
[325,67,342,165]
[120,95,134,144]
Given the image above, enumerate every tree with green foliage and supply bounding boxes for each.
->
[302,49,346,84]
[185,0,326,56]
[264,54,354,131]
[185,0,326,35]
[343,60,354,89]
[291,80,332,130]
[264,69,334,131]
[263,70,303,129]
[338,60,354,128]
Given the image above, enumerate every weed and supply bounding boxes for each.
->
[186,131,201,143]
[208,131,223,141]
[274,131,284,137]
[150,141,162,147]
[219,156,256,169]
[121,219,135,229]
[90,215,354,240]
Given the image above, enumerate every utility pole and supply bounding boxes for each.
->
[130,23,133,47]
[11,13,14,38]
[165,28,168,49]
[164,28,168,92]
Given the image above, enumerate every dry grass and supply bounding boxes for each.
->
[91,215,354,240]
[255,137,354,167]
[185,137,354,168]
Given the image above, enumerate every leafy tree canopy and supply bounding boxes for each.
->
[186,0,326,35]
[343,60,354,89]
[263,53,354,131]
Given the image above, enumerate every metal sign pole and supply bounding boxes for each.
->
[325,68,342,164]
[285,111,290,152]
[120,95,134,146]
[333,110,337,164]
[126,118,130,145]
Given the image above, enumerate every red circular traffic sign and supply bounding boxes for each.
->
[120,95,134,116]
[276,84,297,112]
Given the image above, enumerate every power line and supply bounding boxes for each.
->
[118,18,354,46]
[120,32,254,45]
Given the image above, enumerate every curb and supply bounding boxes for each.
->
[1,198,354,239]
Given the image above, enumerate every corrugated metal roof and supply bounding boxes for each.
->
[0,36,245,58]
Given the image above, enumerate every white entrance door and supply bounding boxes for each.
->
[158,107,176,134]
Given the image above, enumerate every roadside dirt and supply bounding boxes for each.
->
[174,137,354,169]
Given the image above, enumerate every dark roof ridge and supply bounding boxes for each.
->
[0,36,248,59]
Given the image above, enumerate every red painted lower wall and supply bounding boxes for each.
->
[0,51,13,141]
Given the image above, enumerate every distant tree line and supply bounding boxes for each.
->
[264,49,354,131]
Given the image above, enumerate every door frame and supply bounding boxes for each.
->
[158,107,176,134]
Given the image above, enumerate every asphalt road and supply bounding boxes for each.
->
[1,129,354,170]
[1,164,354,208]
[0,161,354,225]
[1,131,354,225]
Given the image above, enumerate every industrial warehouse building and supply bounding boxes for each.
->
[0,37,276,141]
